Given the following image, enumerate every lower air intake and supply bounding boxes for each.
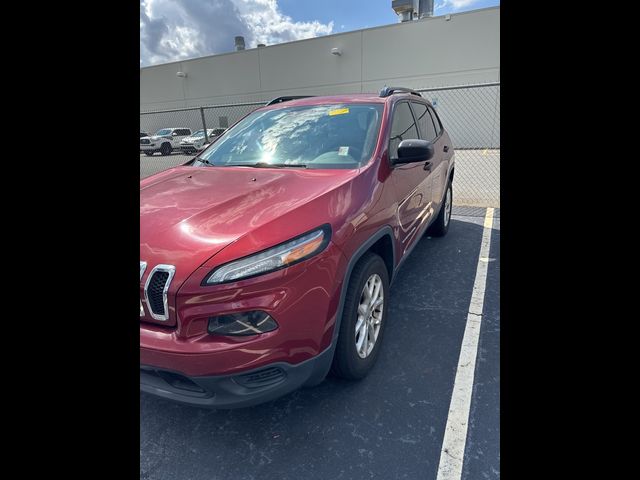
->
[233,367,286,389]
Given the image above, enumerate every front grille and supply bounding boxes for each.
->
[234,367,286,389]
[147,271,169,315]
[143,264,175,321]
[140,139,150,144]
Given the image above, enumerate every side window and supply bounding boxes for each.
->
[412,102,437,142]
[428,107,443,136]
[180,129,191,136]
[389,102,419,160]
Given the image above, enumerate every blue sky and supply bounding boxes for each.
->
[141,0,500,66]
[278,0,500,32]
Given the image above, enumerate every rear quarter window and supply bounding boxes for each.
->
[428,106,443,136]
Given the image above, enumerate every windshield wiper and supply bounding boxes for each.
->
[226,162,307,168]
[193,156,214,166]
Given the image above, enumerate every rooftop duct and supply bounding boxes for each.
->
[419,0,434,18]
[392,0,434,22]
[234,36,245,51]
[392,0,417,22]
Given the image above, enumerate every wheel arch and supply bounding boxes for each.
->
[332,226,396,345]
[304,226,397,385]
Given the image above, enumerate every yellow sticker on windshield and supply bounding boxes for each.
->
[329,108,350,116]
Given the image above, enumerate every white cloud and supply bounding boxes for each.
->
[450,0,477,7]
[140,0,334,66]
[435,0,479,11]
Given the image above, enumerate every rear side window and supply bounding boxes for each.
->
[389,102,419,160]
[428,106,443,136]
[411,102,437,142]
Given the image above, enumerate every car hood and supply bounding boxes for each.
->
[140,166,358,278]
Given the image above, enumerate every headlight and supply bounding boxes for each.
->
[203,225,331,285]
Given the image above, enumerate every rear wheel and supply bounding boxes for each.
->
[160,143,172,156]
[428,181,452,237]
[331,253,389,380]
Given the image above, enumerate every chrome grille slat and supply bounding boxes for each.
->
[140,261,147,317]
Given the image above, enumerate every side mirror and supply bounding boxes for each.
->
[172,132,178,136]
[394,139,434,164]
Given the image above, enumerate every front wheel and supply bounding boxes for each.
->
[144,151,154,156]
[427,182,453,237]
[160,143,172,156]
[331,252,389,380]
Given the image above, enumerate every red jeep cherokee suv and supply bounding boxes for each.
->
[140,87,455,408]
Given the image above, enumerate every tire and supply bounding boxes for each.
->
[331,252,390,380]
[144,151,154,156]
[160,143,172,156]
[427,181,453,237]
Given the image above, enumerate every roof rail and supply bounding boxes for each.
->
[378,86,422,98]
[265,95,314,106]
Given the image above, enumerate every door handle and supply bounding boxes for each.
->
[443,145,449,152]
[423,161,432,171]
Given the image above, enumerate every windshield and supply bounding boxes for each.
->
[195,104,383,169]
[155,129,172,136]
[190,130,205,137]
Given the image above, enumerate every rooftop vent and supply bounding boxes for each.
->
[419,0,434,18]
[392,0,434,22]
[234,36,245,51]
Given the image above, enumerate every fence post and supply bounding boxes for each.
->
[200,107,208,143]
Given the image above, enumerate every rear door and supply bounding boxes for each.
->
[411,101,446,209]
[429,106,453,205]
[388,101,434,254]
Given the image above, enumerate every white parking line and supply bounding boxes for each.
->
[436,207,495,480]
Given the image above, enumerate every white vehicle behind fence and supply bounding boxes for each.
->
[140,128,192,156]
[179,128,227,154]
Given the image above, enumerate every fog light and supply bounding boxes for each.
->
[208,311,278,336]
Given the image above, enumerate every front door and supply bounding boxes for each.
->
[388,101,434,255]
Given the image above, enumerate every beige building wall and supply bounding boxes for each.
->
[140,7,499,111]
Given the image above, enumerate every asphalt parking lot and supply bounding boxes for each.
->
[139,192,500,479]
[140,151,194,179]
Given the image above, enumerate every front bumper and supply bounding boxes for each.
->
[140,241,347,407]
[179,145,200,153]
[140,345,334,408]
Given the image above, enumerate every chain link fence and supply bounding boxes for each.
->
[140,82,499,207]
